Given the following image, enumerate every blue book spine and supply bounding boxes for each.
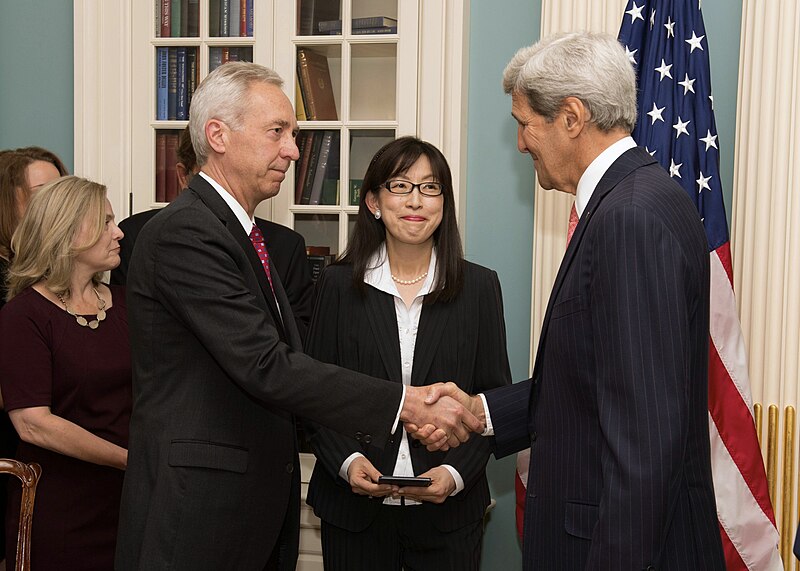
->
[156,47,169,120]
[246,0,253,36]
[167,47,178,120]
[176,47,188,120]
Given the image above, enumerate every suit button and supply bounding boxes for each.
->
[531,432,537,442]
[643,566,656,571]
[363,434,372,444]
[285,463,294,474]
[411,439,421,448]
[354,431,363,441]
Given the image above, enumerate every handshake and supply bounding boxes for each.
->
[400,383,486,451]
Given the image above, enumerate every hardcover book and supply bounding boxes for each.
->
[167,48,178,120]
[156,47,169,120]
[295,131,315,204]
[296,48,338,121]
[176,47,188,120]
[156,133,167,202]
[308,130,335,205]
[164,133,179,202]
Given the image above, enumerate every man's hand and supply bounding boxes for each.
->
[400,383,484,451]
[346,456,392,498]
[404,382,486,451]
[393,466,456,504]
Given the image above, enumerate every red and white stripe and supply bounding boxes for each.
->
[708,243,781,570]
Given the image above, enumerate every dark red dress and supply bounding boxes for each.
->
[0,285,131,570]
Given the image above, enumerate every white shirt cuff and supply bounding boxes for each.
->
[339,452,365,482]
[391,385,406,434]
[479,393,494,436]
[441,464,465,496]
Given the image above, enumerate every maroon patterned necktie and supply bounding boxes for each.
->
[567,203,579,246]
[248,224,274,292]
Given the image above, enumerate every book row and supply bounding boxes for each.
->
[156,0,253,37]
[156,47,199,121]
[295,131,341,206]
[209,47,253,73]
[156,0,200,37]
[209,0,254,37]
[155,131,181,203]
[317,16,397,34]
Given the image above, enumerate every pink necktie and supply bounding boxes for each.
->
[249,224,274,292]
[567,203,579,246]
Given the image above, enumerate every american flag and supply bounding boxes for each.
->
[618,1,781,568]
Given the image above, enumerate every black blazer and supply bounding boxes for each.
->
[485,148,725,569]
[305,262,511,533]
[115,175,403,570]
[111,207,314,338]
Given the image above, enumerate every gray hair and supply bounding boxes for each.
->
[189,62,284,166]
[502,31,637,132]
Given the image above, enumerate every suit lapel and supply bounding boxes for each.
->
[364,286,403,383]
[411,301,450,387]
[189,177,287,339]
[531,147,656,379]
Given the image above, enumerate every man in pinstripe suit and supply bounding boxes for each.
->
[411,32,726,569]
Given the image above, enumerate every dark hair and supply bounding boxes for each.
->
[0,152,31,261]
[177,126,196,171]
[0,147,69,261]
[13,146,68,176]
[340,136,464,303]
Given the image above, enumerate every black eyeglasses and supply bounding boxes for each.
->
[382,179,444,197]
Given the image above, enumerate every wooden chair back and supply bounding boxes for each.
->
[0,459,41,571]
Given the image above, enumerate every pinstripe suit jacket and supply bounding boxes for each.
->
[485,147,725,570]
[305,262,512,533]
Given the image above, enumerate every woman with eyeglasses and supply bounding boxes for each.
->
[304,136,511,570]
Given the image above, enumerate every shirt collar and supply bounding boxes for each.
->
[364,243,438,298]
[574,136,636,217]
[199,171,255,234]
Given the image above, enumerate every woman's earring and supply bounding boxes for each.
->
[374,209,382,220]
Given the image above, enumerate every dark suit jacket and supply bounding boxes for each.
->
[115,175,403,570]
[111,207,314,338]
[485,147,725,569]
[305,262,511,534]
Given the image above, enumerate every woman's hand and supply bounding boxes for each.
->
[396,466,456,504]
[347,456,393,498]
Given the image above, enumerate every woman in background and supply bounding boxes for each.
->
[0,176,130,570]
[305,137,511,570]
[0,147,67,303]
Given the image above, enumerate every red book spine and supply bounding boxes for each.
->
[161,0,171,38]
[164,133,179,202]
[240,0,246,36]
[156,133,167,202]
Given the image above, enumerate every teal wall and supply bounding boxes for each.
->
[0,0,74,171]
[465,0,742,568]
[0,1,742,568]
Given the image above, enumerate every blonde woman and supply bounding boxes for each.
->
[0,176,130,570]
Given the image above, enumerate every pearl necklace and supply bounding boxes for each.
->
[56,287,107,330]
[391,271,428,285]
